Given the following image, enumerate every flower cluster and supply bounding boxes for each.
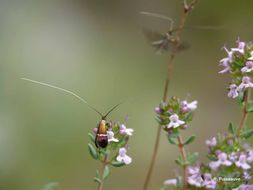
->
[88,121,134,186]
[204,130,253,189]
[89,121,134,165]
[155,97,198,133]
[219,39,253,98]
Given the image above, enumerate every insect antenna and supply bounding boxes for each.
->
[21,78,103,117]
[102,102,123,120]
[139,11,174,31]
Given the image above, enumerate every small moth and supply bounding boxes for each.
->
[140,11,221,54]
[21,78,121,149]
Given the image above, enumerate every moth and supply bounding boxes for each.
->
[140,11,221,54]
[21,78,121,149]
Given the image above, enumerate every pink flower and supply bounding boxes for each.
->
[235,154,251,170]
[167,114,185,128]
[107,130,119,142]
[154,107,161,114]
[202,173,216,189]
[246,149,253,162]
[248,51,253,60]
[229,152,238,162]
[164,179,177,186]
[116,148,132,165]
[228,84,239,98]
[187,166,203,187]
[231,39,246,54]
[238,76,253,90]
[241,61,253,73]
[181,100,198,112]
[209,152,232,170]
[219,58,231,73]
[206,137,217,147]
[119,124,134,136]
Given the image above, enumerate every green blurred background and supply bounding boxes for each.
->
[1,0,253,189]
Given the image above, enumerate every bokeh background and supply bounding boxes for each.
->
[1,0,253,189]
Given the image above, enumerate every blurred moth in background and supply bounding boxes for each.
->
[140,11,222,54]
[21,78,122,149]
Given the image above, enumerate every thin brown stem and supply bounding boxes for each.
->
[96,156,108,190]
[236,89,251,137]
[142,1,197,189]
[177,136,187,190]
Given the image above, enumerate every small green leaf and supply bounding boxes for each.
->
[111,161,125,167]
[88,133,96,143]
[88,143,98,160]
[183,135,195,145]
[175,157,185,166]
[176,176,182,189]
[247,101,253,112]
[168,131,179,138]
[237,91,245,103]
[95,169,100,178]
[168,136,178,145]
[240,129,253,139]
[206,154,218,161]
[94,177,102,184]
[94,169,101,183]
[187,152,198,165]
[102,166,110,180]
[228,123,235,134]
[42,182,58,190]
[184,112,193,121]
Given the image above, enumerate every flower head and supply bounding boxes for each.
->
[107,130,119,142]
[228,84,239,98]
[248,51,253,60]
[119,124,134,136]
[167,114,185,128]
[241,61,253,73]
[219,57,231,74]
[235,154,251,170]
[202,173,216,189]
[181,100,198,112]
[209,152,232,170]
[206,137,217,147]
[116,148,132,165]
[231,39,246,54]
[164,179,177,186]
[238,76,253,90]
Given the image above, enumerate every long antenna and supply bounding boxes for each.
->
[140,11,174,31]
[102,102,123,119]
[21,78,103,117]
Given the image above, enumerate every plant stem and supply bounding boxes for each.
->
[142,1,197,190]
[236,89,251,137]
[177,136,187,190]
[96,156,108,190]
